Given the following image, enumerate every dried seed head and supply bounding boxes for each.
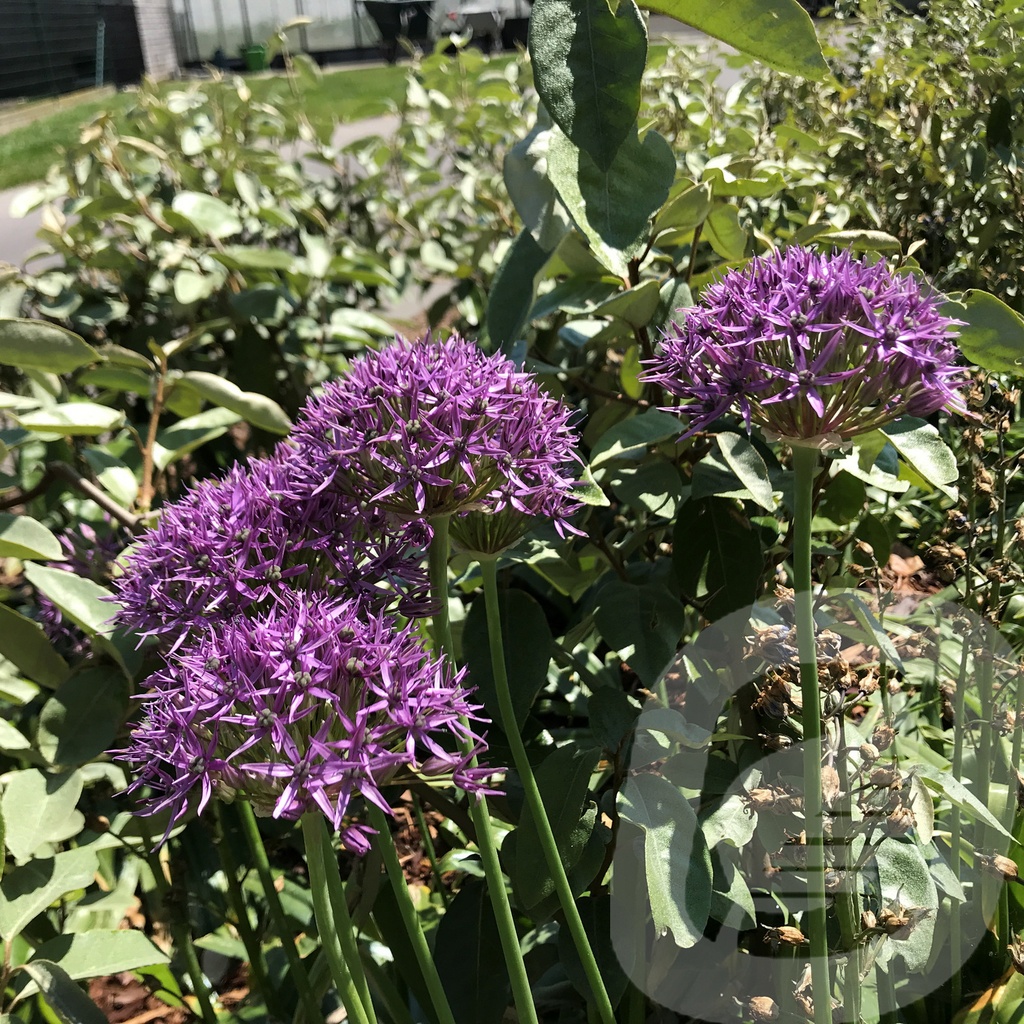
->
[980,853,1022,884]
[885,804,916,837]
[824,869,844,893]
[1008,934,1024,975]
[764,925,806,950]
[859,669,879,695]
[747,997,780,1023]
[887,678,902,696]
[821,765,841,808]
[859,742,880,764]
[870,765,902,790]
[872,723,897,751]
[760,732,794,751]
[861,910,878,931]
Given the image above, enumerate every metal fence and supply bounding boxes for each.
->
[170,0,387,64]
[0,0,147,100]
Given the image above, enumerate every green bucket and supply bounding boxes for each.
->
[242,44,268,71]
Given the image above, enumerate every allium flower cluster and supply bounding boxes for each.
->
[642,247,966,449]
[122,592,492,851]
[289,335,582,550]
[117,333,584,847]
[114,451,430,649]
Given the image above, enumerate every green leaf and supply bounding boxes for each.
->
[607,460,683,519]
[812,228,902,253]
[653,181,713,236]
[700,793,757,849]
[0,320,98,374]
[0,605,70,689]
[17,403,125,437]
[702,204,747,261]
[463,589,553,729]
[914,763,1012,840]
[170,192,242,240]
[82,449,138,507]
[715,433,774,510]
[23,564,116,638]
[173,268,218,305]
[503,117,570,251]
[571,464,611,507]
[14,961,107,1024]
[592,279,662,328]
[588,687,640,752]
[617,772,712,947]
[594,579,684,685]
[434,882,510,1024]
[872,838,938,973]
[152,407,242,470]
[37,668,131,767]
[881,417,959,498]
[548,127,676,271]
[512,745,602,909]
[487,229,549,354]
[529,0,647,170]
[2,770,84,862]
[0,848,100,940]
[178,371,291,435]
[640,0,827,80]
[590,410,682,467]
[19,932,168,994]
[0,514,63,562]
[950,289,1024,374]
[214,246,297,272]
[76,366,151,393]
[673,497,763,621]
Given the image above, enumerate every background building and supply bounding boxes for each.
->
[0,0,178,100]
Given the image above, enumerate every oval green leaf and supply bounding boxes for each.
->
[0,514,63,562]
[0,320,98,374]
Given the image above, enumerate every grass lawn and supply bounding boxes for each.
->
[0,61,410,193]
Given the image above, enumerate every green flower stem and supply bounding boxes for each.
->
[367,802,456,1024]
[480,556,617,1024]
[136,821,217,1024]
[949,632,971,1012]
[428,516,540,1024]
[236,801,325,1024]
[413,792,451,907]
[792,446,832,1024]
[215,805,279,1017]
[300,812,374,1024]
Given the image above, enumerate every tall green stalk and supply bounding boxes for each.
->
[215,805,279,1017]
[235,801,324,1024]
[300,812,373,1024]
[480,556,617,1024]
[792,446,832,1024]
[367,803,457,1024]
[949,628,971,1012]
[429,515,540,1024]
[137,822,218,1024]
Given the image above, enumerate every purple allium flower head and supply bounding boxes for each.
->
[642,248,966,449]
[113,451,430,648]
[120,591,496,852]
[289,335,583,549]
